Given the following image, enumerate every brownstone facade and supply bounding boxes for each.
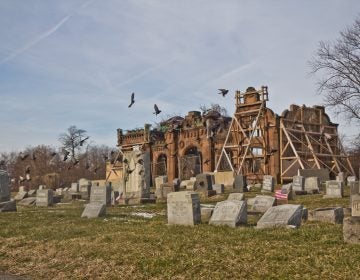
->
[112,86,354,185]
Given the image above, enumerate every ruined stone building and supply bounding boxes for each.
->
[107,86,354,185]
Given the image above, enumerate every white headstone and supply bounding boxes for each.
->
[167,192,201,226]
[90,185,111,206]
[304,177,320,193]
[323,180,343,198]
[36,189,54,207]
[262,175,275,192]
[292,176,305,191]
[209,200,247,227]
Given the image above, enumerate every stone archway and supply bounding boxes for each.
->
[179,146,202,180]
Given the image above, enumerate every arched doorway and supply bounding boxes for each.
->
[179,146,202,180]
[154,154,167,177]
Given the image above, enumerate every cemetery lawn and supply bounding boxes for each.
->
[1,189,360,279]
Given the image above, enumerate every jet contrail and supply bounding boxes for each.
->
[0,0,94,66]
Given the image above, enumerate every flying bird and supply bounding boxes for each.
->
[218,89,229,97]
[153,104,161,116]
[79,136,89,146]
[128,92,135,108]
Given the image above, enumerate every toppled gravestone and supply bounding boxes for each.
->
[18,197,36,206]
[167,192,201,226]
[81,203,106,218]
[0,200,17,212]
[227,193,244,201]
[209,200,247,227]
[256,204,303,229]
[308,207,344,224]
[251,195,276,213]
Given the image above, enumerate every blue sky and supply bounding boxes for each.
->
[0,0,359,152]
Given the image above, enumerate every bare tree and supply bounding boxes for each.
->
[309,17,360,123]
[58,125,89,161]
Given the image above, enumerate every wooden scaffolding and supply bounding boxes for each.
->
[280,105,355,182]
[215,86,272,181]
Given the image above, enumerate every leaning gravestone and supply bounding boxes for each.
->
[262,175,275,192]
[304,177,320,194]
[292,176,305,192]
[323,181,344,198]
[90,185,111,206]
[81,203,106,218]
[250,195,276,213]
[0,170,10,202]
[308,207,344,224]
[36,189,54,207]
[155,176,168,189]
[233,175,247,192]
[209,200,247,227]
[167,191,201,226]
[14,190,28,201]
[256,204,303,229]
[227,193,244,201]
[18,197,36,206]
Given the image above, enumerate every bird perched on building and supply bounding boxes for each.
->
[79,136,89,146]
[153,104,161,116]
[218,89,229,97]
[204,159,210,165]
[128,92,135,108]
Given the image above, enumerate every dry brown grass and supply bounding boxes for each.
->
[1,189,360,279]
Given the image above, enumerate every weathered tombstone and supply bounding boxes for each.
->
[308,207,344,224]
[155,183,173,202]
[336,172,345,183]
[167,191,201,226]
[262,175,275,192]
[201,206,214,223]
[27,189,37,197]
[209,200,247,227]
[185,180,196,191]
[298,168,329,182]
[14,190,28,201]
[0,170,10,202]
[347,176,356,185]
[256,204,303,229]
[350,181,359,196]
[70,182,79,193]
[195,173,213,191]
[36,189,53,206]
[227,193,244,201]
[79,178,92,199]
[351,194,360,217]
[0,200,17,212]
[155,176,168,189]
[292,176,305,192]
[304,177,320,194]
[343,216,360,244]
[38,185,46,190]
[212,184,224,194]
[90,185,111,206]
[18,197,36,206]
[250,195,276,213]
[323,180,344,198]
[81,203,106,218]
[214,171,235,189]
[233,175,247,192]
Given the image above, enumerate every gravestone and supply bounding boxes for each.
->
[14,190,28,201]
[79,178,91,199]
[323,181,344,198]
[167,191,201,226]
[233,175,247,192]
[336,172,345,183]
[351,194,360,217]
[304,177,320,194]
[185,179,196,191]
[0,200,17,212]
[308,207,344,224]
[262,175,275,192]
[0,170,10,202]
[212,184,224,194]
[209,200,247,227]
[201,206,214,223]
[18,197,36,206]
[292,176,305,192]
[122,150,151,204]
[214,171,235,189]
[155,183,173,202]
[27,189,37,197]
[70,182,79,192]
[90,185,111,206]
[38,185,46,190]
[36,189,54,207]
[350,181,359,196]
[81,203,106,218]
[251,195,276,213]
[343,216,360,244]
[256,204,303,229]
[347,176,356,185]
[227,193,244,201]
[111,191,119,206]
[195,174,213,191]
[298,168,329,182]
[155,176,168,189]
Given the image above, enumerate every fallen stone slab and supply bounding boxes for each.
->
[18,197,36,206]
[308,207,344,224]
[256,204,303,229]
[0,200,17,212]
